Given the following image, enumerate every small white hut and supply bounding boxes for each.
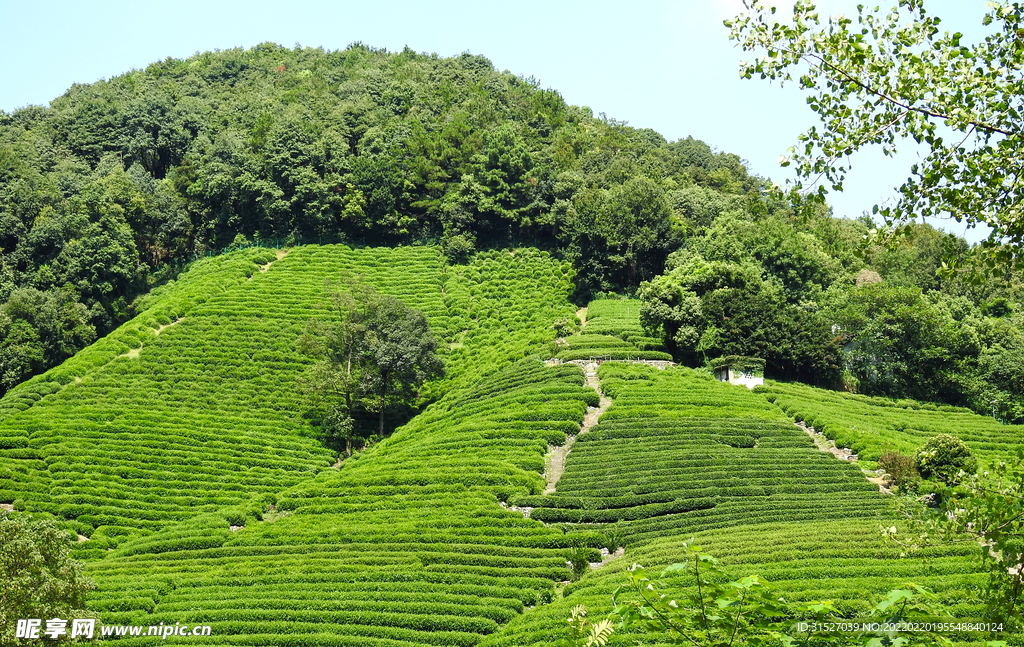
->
[712,356,764,389]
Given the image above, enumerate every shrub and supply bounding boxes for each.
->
[914,434,977,484]
[552,317,580,338]
[1,513,95,645]
[566,546,594,582]
[442,233,476,264]
[878,450,919,491]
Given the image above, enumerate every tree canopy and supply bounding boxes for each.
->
[727,0,1024,276]
[0,43,763,395]
[297,281,444,453]
[1,513,94,646]
[2,41,1024,419]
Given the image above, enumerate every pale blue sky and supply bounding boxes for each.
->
[0,0,994,242]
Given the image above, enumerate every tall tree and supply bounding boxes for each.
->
[1,513,95,646]
[297,282,444,451]
[361,295,445,436]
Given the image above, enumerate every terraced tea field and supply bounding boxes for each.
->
[488,363,997,645]
[581,299,664,350]
[482,518,988,646]
[84,360,607,646]
[1,247,1012,646]
[0,245,577,543]
[552,298,671,364]
[554,299,670,362]
[517,364,889,544]
[761,380,1024,462]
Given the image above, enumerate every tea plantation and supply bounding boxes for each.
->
[0,245,575,540]
[554,299,670,362]
[517,364,890,544]
[481,518,987,646]
[83,359,606,646]
[1,247,1014,646]
[761,380,1024,462]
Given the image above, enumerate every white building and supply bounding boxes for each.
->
[712,357,764,389]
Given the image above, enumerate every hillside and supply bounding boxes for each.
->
[516,364,889,544]
[484,518,985,646]
[0,245,575,541]
[762,381,1024,463]
[5,260,1017,644]
[1,41,1023,646]
[2,43,1024,422]
[0,42,761,399]
[85,358,603,646]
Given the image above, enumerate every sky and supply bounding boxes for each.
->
[0,0,995,243]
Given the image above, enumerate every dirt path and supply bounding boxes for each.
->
[795,421,892,494]
[155,317,184,335]
[250,248,290,279]
[795,421,856,461]
[865,474,892,494]
[119,317,185,360]
[591,547,625,570]
[544,363,611,494]
[261,248,289,272]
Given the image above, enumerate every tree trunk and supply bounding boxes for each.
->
[379,375,387,436]
[345,349,353,410]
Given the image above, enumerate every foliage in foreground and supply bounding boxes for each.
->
[1,513,95,646]
[890,450,1024,632]
[728,0,1024,277]
[610,542,1010,646]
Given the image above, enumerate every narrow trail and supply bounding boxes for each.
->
[259,248,290,273]
[155,317,184,335]
[795,421,891,494]
[543,305,605,494]
[544,362,611,494]
[795,421,856,461]
[119,317,185,360]
[591,547,626,569]
[250,248,290,280]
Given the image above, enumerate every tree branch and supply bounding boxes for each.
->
[793,49,1017,137]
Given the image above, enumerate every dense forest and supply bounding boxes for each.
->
[1,42,1022,420]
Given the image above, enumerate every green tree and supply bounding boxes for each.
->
[598,177,675,288]
[298,281,444,449]
[890,450,1024,633]
[830,284,984,401]
[973,340,1024,422]
[0,317,44,393]
[639,253,840,384]
[0,288,95,396]
[728,0,1024,276]
[913,434,977,485]
[361,294,445,436]
[297,283,374,455]
[1,513,95,646]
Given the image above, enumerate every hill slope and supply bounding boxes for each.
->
[84,359,603,646]
[0,245,576,541]
[2,249,1014,645]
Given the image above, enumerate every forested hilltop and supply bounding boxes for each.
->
[1,42,1023,419]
